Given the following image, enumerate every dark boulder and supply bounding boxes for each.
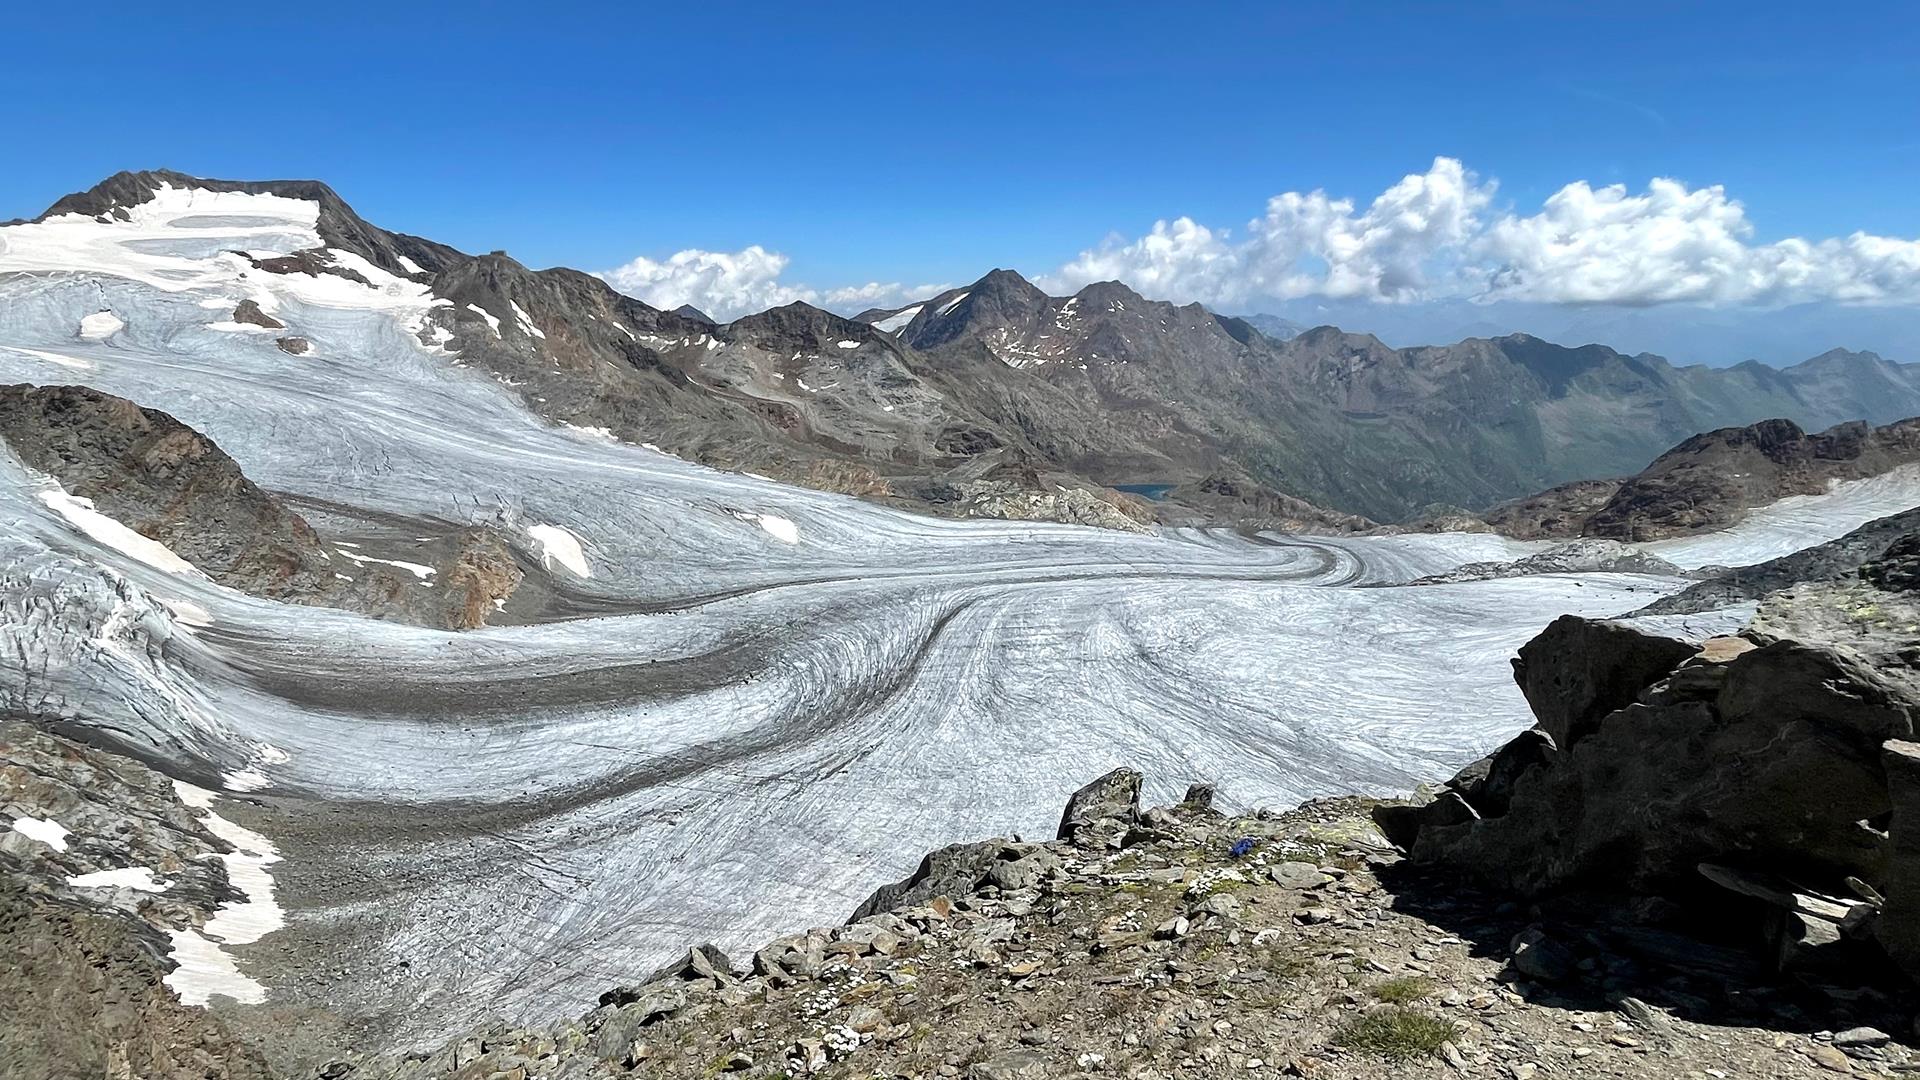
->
[639,942,735,988]
[1878,740,1920,974]
[849,840,1059,921]
[1056,767,1143,848]
[1864,533,1920,593]
[1181,782,1216,811]
[1511,615,1696,750]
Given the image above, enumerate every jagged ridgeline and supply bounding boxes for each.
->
[23,170,1920,532]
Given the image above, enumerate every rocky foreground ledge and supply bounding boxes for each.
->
[336,783,1908,1080]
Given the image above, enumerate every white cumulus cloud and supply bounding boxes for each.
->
[1041,157,1920,309]
[599,247,946,321]
[599,246,806,319]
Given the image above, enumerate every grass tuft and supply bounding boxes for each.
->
[1333,1006,1454,1061]
[1369,975,1434,1005]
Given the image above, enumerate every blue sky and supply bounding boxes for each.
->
[7,1,1919,349]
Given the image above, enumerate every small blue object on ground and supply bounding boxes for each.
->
[1229,838,1255,858]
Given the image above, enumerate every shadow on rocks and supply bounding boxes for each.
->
[1376,857,1911,1044]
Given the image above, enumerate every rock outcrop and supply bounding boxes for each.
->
[1481,479,1623,539]
[0,383,341,599]
[1406,539,1690,585]
[0,720,273,1080]
[1378,543,1920,983]
[0,384,526,629]
[1055,766,1143,848]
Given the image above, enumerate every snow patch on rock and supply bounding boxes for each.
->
[36,484,206,578]
[873,306,921,333]
[161,780,284,1005]
[69,866,170,891]
[11,815,70,850]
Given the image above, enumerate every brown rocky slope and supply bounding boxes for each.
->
[0,384,526,629]
[1485,417,1920,541]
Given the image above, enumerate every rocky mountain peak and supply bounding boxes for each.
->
[1284,324,1390,356]
[1071,279,1146,308]
[1233,312,1308,342]
[971,267,1048,302]
[30,168,466,281]
[1487,334,1642,395]
[723,301,886,353]
[901,269,1051,351]
[1797,347,1889,372]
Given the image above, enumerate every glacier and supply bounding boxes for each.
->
[0,186,1910,1042]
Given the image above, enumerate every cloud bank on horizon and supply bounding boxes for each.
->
[602,158,1920,321]
[599,246,949,322]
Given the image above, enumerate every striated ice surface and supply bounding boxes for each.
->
[0,188,1895,1038]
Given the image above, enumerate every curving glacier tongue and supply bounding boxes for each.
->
[0,181,1868,1042]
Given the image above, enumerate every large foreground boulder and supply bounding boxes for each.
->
[1511,615,1698,750]
[1378,544,1920,979]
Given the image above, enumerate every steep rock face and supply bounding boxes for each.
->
[1378,549,1920,977]
[1509,615,1701,750]
[435,529,527,630]
[0,383,338,599]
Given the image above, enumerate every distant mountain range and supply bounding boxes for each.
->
[26,170,1920,527]
[856,272,1920,522]
[1235,296,1920,369]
